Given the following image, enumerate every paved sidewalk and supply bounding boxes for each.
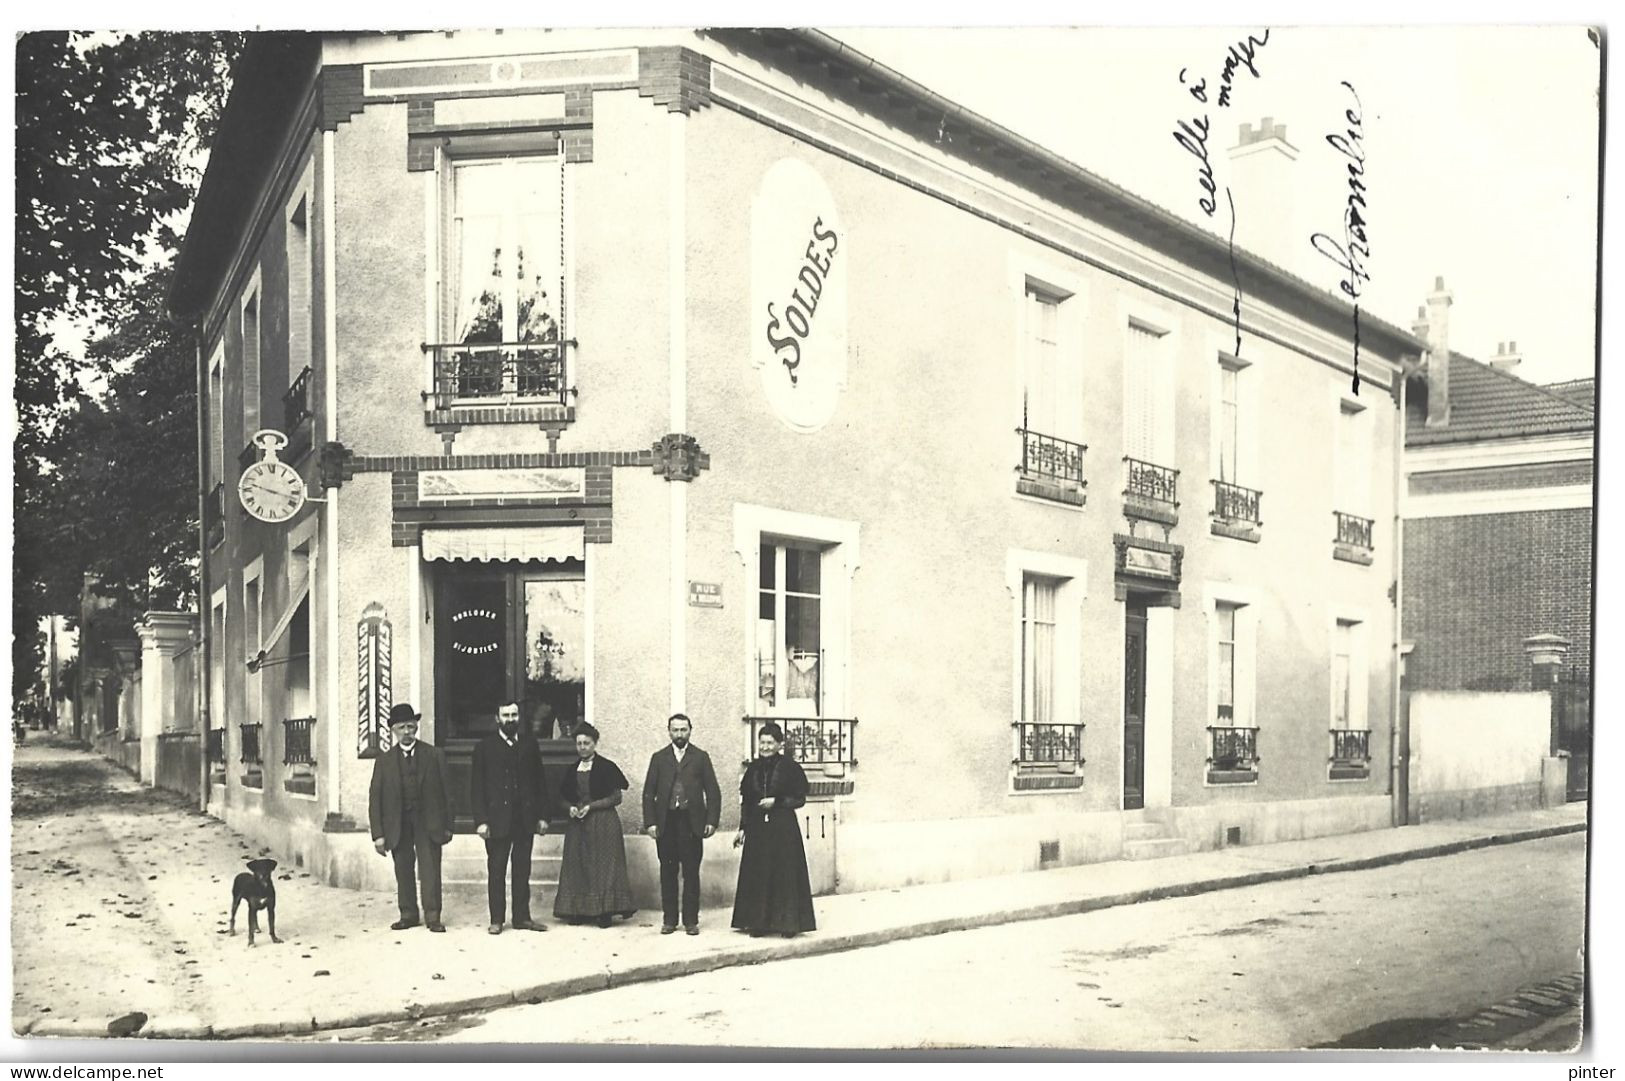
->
[11,733,1589,1041]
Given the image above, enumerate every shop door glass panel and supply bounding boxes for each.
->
[437,573,508,740]
[524,577,585,741]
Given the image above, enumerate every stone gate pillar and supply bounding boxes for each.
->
[137,612,198,787]
[1524,633,1571,807]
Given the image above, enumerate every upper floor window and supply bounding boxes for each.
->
[756,540,828,716]
[1123,319,1172,467]
[1218,363,1240,483]
[1335,398,1371,515]
[241,290,261,436]
[446,155,563,347]
[1022,284,1076,438]
[208,344,225,487]
[1020,573,1060,728]
[1215,602,1240,724]
[1016,277,1086,503]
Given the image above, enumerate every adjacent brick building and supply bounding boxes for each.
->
[170,30,1419,899]
[1402,302,1596,691]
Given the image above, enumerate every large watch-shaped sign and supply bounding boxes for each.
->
[238,430,306,523]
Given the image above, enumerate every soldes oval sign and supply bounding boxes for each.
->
[751,157,848,432]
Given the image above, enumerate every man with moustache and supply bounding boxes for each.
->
[369,703,454,932]
[471,700,551,934]
[642,713,722,935]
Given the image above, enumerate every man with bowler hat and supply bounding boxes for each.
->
[642,713,722,934]
[471,699,551,934]
[369,703,453,932]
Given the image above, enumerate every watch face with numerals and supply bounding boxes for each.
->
[238,460,306,523]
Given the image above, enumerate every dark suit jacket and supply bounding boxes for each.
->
[642,743,722,835]
[368,742,453,850]
[470,732,549,838]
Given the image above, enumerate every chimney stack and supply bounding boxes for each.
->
[1228,117,1302,276]
[1490,340,1524,374]
[1424,276,1453,427]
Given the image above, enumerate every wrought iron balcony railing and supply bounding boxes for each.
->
[1212,479,1263,524]
[1330,727,1371,763]
[205,727,225,764]
[283,366,314,430]
[1207,725,1260,771]
[1334,511,1374,550]
[1124,457,1179,506]
[425,341,568,407]
[1014,722,1086,766]
[283,717,316,766]
[746,715,858,768]
[239,722,264,766]
[1016,428,1087,487]
[205,483,226,549]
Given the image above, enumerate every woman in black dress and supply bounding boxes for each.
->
[731,723,816,937]
[553,722,637,927]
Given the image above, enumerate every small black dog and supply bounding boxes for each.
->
[229,858,281,946]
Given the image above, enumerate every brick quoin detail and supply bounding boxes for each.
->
[1404,507,1592,691]
[320,66,366,130]
[637,47,713,114]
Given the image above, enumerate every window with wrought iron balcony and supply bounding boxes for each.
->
[283,716,317,796]
[1123,457,1179,525]
[1209,357,1261,542]
[424,155,576,428]
[239,721,264,790]
[744,715,858,800]
[1333,511,1376,565]
[1206,717,1260,784]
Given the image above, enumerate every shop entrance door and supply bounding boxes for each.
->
[1123,598,1148,811]
[433,559,586,830]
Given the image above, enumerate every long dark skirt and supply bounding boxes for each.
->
[731,810,816,935]
[553,807,636,919]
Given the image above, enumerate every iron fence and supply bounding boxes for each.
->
[239,723,263,766]
[1212,479,1262,524]
[1335,511,1374,550]
[746,716,858,768]
[283,365,314,430]
[426,341,567,406]
[1014,722,1086,766]
[1330,727,1371,763]
[283,717,317,766]
[205,483,226,549]
[1207,725,1260,770]
[1124,457,1179,506]
[1016,428,1087,487]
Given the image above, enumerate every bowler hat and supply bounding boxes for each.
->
[388,704,422,727]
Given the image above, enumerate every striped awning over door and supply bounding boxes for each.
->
[420,526,583,564]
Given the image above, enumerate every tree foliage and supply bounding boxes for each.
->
[13,31,243,704]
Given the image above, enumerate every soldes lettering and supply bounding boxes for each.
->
[765,217,840,386]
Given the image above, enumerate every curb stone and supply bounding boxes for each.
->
[140,1014,212,1040]
[30,1018,111,1039]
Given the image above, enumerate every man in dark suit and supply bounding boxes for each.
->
[369,703,453,932]
[642,713,722,935]
[471,699,551,935]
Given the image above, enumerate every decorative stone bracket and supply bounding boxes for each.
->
[651,433,710,482]
[318,441,355,489]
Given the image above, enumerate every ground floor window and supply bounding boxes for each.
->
[1206,594,1258,783]
[735,506,860,783]
[1006,550,1087,789]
